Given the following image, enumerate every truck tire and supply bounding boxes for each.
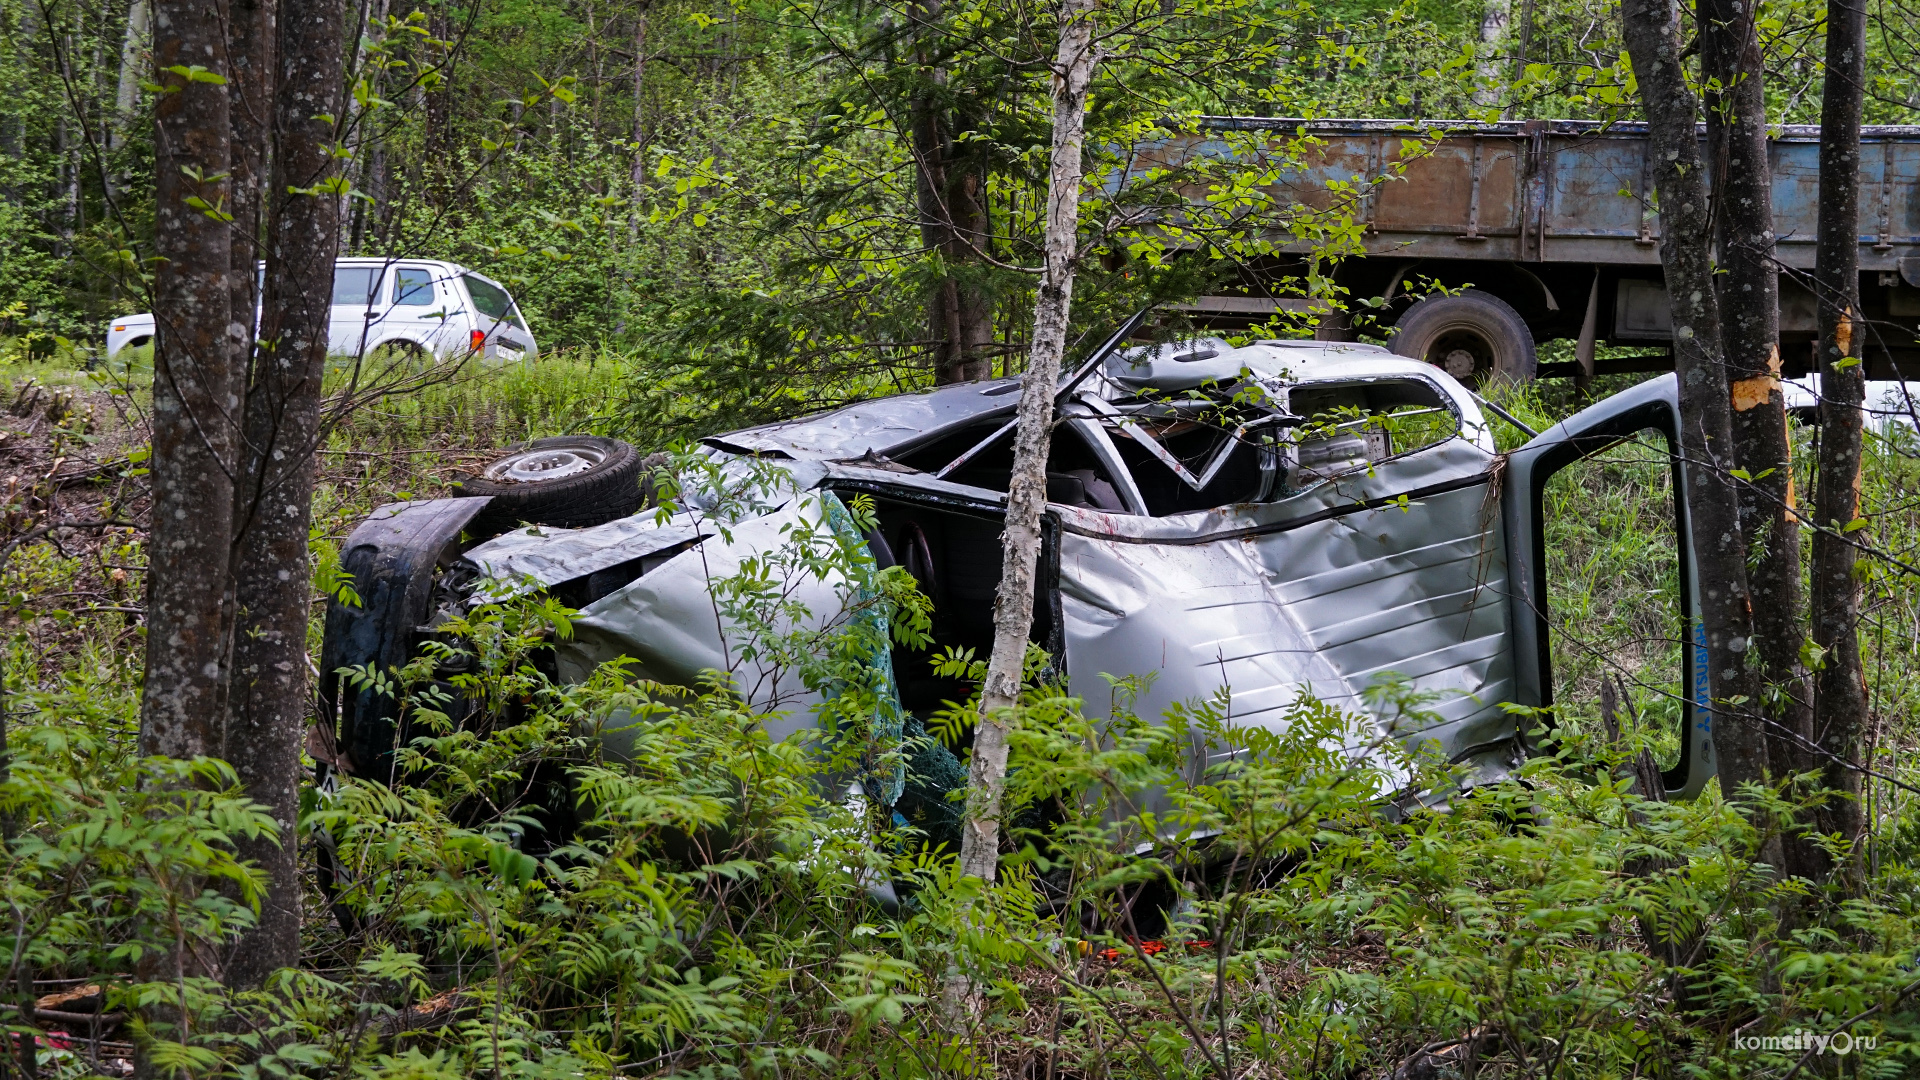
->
[454,435,645,535]
[1391,290,1537,386]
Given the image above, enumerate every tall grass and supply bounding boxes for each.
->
[6,354,1920,1075]
[323,348,637,452]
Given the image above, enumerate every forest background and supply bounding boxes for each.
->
[8,0,1920,428]
[4,0,1920,1075]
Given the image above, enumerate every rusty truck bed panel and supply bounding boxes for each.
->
[1152,118,1920,272]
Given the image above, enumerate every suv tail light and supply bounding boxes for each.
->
[470,329,486,352]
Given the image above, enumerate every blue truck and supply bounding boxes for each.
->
[1156,118,1920,385]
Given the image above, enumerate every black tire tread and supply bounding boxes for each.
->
[1390,289,1537,384]
[455,436,645,534]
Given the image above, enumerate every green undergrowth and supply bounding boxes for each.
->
[3,360,1920,1077]
[321,349,638,456]
[9,562,1920,1077]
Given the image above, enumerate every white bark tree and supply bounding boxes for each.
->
[110,0,150,150]
[955,0,1100,885]
[1473,0,1509,109]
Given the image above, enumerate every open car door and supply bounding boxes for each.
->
[1502,374,1716,799]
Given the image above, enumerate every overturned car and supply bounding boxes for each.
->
[320,332,1718,848]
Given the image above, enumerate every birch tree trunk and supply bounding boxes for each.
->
[221,0,343,990]
[1473,0,1509,110]
[110,0,150,150]
[1809,0,1869,889]
[1619,0,1769,795]
[1699,0,1814,823]
[955,0,1098,886]
[142,0,240,763]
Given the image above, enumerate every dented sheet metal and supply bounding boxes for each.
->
[545,349,1521,787]
[557,491,907,762]
[707,378,1023,460]
[1058,434,1513,780]
[461,514,710,595]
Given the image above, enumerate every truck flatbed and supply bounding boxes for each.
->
[1153,118,1920,381]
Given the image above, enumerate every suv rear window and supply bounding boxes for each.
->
[463,275,525,329]
[1286,378,1461,489]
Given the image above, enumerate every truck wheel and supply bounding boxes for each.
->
[1391,290,1537,386]
[454,435,645,534]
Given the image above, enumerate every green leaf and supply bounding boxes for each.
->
[164,63,229,85]
[487,841,537,885]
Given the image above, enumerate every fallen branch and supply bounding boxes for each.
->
[0,519,137,568]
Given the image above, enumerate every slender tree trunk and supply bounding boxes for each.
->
[956,0,1098,886]
[348,0,389,252]
[219,0,341,992]
[1809,0,1869,889]
[627,0,649,242]
[1699,0,1814,810]
[135,0,241,1059]
[942,170,995,381]
[228,0,273,398]
[1620,0,1768,795]
[423,0,451,196]
[1473,0,1509,109]
[199,0,273,756]
[111,0,151,150]
[142,0,239,764]
[55,115,73,257]
[911,0,994,385]
[2,9,25,205]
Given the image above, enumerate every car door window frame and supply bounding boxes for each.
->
[1503,387,1710,799]
[331,264,382,309]
[391,266,437,307]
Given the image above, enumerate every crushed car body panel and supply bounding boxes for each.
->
[704,378,1025,460]
[461,516,712,599]
[323,340,1716,806]
[554,492,885,751]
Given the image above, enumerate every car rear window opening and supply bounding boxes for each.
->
[464,274,525,329]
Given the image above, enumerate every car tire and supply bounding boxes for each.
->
[368,339,434,370]
[1390,290,1537,386]
[454,435,646,534]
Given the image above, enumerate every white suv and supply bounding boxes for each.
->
[105,257,539,363]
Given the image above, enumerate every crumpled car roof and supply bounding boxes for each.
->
[701,339,1486,463]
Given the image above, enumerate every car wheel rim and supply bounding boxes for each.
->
[1426,326,1496,381]
[482,444,607,483]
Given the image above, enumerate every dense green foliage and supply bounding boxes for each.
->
[0,358,1918,1075]
[7,0,1919,431]
[6,0,1920,1069]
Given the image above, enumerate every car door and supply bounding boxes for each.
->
[328,263,384,357]
[461,272,534,360]
[1502,374,1711,799]
[386,264,451,354]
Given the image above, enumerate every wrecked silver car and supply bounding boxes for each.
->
[320,334,1718,845]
